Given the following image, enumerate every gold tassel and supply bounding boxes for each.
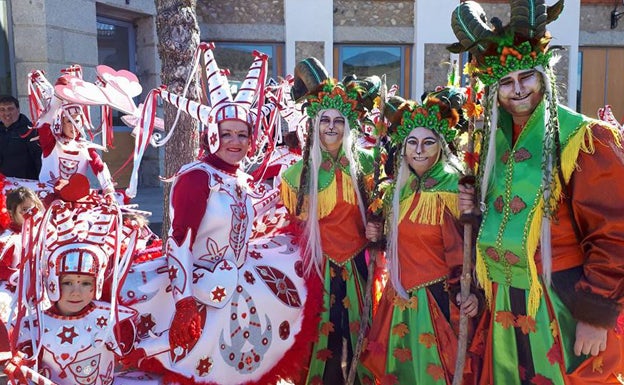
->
[407,192,459,225]
[525,197,545,317]
[281,182,297,215]
[318,176,338,219]
[475,248,492,310]
[398,194,415,223]
[341,171,356,205]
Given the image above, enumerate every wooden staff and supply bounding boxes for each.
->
[346,76,387,385]
[452,61,479,385]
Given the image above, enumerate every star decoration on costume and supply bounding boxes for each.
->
[57,326,79,344]
[167,265,178,281]
[244,271,256,284]
[96,316,108,328]
[249,250,262,260]
[210,132,218,146]
[137,314,156,336]
[213,173,223,184]
[211,286,227,302]
[235,185,243,199]
[196,356,213,377]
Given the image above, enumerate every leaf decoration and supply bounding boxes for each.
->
[592,356,604,374]
[342,296,351,310]
[320,321,334,336]
[546,341,563,365]
[419,332,437,349]
[516,315,537,335]
[550,320,559,339]
[316,349,333,361]
[531,373,554,385]
[381,374,399,385]
[426,363,446,381]
[495,311,516,329]
[392,323,410,338]
[393,347,412,363]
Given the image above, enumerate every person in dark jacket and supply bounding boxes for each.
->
[0,95,42,180]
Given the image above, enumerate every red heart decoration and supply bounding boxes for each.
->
[241,313,247,319]
[57,174,91,202]
[60,353,69,361]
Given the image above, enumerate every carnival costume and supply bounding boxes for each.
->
[7,187,138,385]
[281,58,380,385]
[124,44,318,385]
[449,1,624,383]
[362,90,482,384]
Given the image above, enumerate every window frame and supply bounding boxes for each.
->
[334,44,412,99]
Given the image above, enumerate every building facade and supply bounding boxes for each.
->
[2,0,623,188]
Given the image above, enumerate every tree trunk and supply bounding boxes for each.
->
[155,0,200,239]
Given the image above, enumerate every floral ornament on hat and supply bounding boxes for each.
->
[304,79,363,128]
[448,0,564,86]
[388,87,466,146]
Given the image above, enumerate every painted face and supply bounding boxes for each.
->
[61,113,82,139]
[318,109,345,156]
[56,274,95,316]
[0,102,20,127]
[11,198,36,227]
[497,69,544,121]
[215,119,250,165]
[404,127,441,176]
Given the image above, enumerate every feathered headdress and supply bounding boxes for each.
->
[448,0,564,86]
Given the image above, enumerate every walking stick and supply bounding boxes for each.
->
[452,63,480,385]
[346,76,388,385]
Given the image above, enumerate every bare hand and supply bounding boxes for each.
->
[458,184,476,214]
[456,293,478,318]
[365,221,382,242]
[574,321,607,356]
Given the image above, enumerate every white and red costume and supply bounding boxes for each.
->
[0,223,20,323]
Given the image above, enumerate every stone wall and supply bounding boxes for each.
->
[197,0,284,25]
[295,41,325,63]
[334,0,414,27]
[423,44,454,95]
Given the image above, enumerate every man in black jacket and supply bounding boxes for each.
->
[0,95,42,179]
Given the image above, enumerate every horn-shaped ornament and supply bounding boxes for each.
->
[449,1,494,56]
[200,42,233,108]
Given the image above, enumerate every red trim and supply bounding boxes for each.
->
[154,263,323,385]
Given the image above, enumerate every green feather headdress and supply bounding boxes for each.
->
[448,0,564,86]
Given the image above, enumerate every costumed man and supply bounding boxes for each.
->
[281,58,379,385]
[450,1,624,384]
[35,77,115,197]
[0,95,42,180]
[128,45,318,385]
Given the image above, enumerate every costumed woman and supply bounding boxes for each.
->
[361,88,483,384]
[128,45,318,385]
[281,57,379,385]
[450,1,624,383]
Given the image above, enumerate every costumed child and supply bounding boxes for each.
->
[6,191,137,385]
[281,57,380,385]
[362,88,483,384]
[35,76,115,197]
[0,186,43,323]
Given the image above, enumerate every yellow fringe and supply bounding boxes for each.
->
[406,192,459,225]
[318,176,338,220]
[281,182,297,215]
[525,199,544,317]
[398,194,415,223]
[341,171,356,206]
[475,248,492,310]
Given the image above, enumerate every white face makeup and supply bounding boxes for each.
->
[404,127,441,176]
[498,69,544,122]
[318,109,345,158]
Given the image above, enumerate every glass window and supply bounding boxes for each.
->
[0,0,13,95]
[337,45,411,98]
[212,42,284,95]
[96,17,136,127]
